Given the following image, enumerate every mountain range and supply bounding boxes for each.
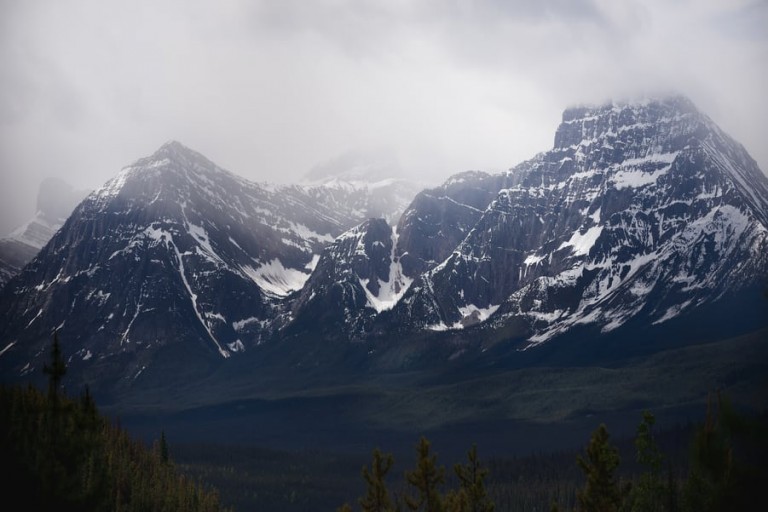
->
[0,95,766,408]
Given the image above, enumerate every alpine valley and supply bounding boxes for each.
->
[1,95,767,455]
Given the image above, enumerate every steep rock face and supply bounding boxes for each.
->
[0,240,38,287]
[284,172,507,340]
[395,171,507,278]
[285,218,409,338]
[388,96,768,341]
[0,141,414,388]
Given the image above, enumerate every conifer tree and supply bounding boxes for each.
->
[43,330,67,401]
[444,488,470,512]
[450,444,493,512]
[41,330,70,506]
[160,430,170,464]
[1,331,229,511]
[576,423,623,512]
[404,436,445,512]
[679,392,763,512]
[627,411,667,512]
[360,448,396,512]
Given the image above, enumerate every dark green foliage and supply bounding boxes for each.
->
[624,411,669,512]
[682,392,767,512]
[360,448,396,512]
[486,451,581,512]
[340,448,397,512]
[160,430,170,465]
[575,424,624,512]
[175,401,765,512]
[404,436,446,512]
[0,334,227,512]
[175,443,366,512]
[43,330,66,400]
[449,444,494,512]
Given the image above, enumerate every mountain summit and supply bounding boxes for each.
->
[376,96,768,344]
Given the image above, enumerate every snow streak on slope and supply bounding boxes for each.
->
[360,227,413,312]
[147,224,230,357]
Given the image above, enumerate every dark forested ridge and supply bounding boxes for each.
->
[2,333,767,511]
[0,333,228,512]
[171,399,767,512]
[334,401,767,512]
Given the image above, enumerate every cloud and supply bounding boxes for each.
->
[0,0,766,234]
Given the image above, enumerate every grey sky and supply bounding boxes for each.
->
[1,0,767,234]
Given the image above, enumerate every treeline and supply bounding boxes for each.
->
[339,401,767,511]
[0,333,229,512]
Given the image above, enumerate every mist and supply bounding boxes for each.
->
[1,0,767,235]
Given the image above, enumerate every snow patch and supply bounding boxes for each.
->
[558,226,603,256]
[227,340,245,353]
[611,152,678,190]
[233,317,260,331]
[426,322,450,331]
[242,259,311,297]
[305,254,321,271]
[288,222,334,243]
[188,222,225,266]
[524,254,546,266]
[653,299,694,325]
[612,167,671,190]
[94,167,133,199]
[360,227,413,312]
[452,304,500,328]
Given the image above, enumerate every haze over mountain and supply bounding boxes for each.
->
[0,141,419,389]
[1,95,766,405]
[3,1,767,247]
[0,178,89,287]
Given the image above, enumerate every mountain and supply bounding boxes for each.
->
[0,178,89,287]
[282,171,508,340]
[276,96,768,347]
[0,141,418,392]
[284,218,411,340]
[380,96,768,344]
[2,96,767,399]
[395,170,509,279]
[302,150,424,226]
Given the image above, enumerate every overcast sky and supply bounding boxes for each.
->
[1,0,767,234]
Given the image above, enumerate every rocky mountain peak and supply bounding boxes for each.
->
[381,95,768,343]
[553,95,706,152]
[144,139,219,170]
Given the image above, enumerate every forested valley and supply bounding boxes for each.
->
[0,334,228,511]
[3,334,765,511]
[174,400,766,511]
